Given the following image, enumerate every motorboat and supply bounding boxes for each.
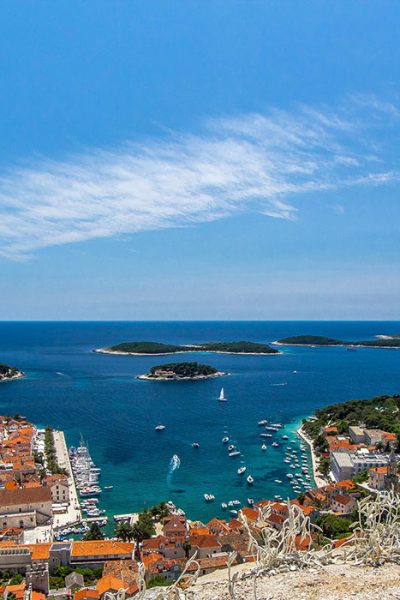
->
[228,444,235,451]
[204,494,215,502]
[274,479,282,484]
[247,498,254,505]
[258,420,268,426]
[246,475,254,485]
[237,466,246,475]
[222,436,229,444]
[155,425,166,431]
[229,450,241,457]
[272,442,279,447]
[221,502,228,510]
[261,444,267,451]
[192,442,200,448]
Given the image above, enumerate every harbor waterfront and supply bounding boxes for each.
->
[0,320,399,523]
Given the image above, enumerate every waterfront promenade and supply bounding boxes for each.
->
[53,430,82,528]
[297,424,329,488]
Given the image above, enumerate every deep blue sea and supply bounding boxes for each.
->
[0,321,399,525]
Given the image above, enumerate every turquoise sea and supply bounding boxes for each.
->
[0,321,399,524]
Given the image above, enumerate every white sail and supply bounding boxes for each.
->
[219,387,226,401]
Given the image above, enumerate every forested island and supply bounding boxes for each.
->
[137,361,228,381]
[96,340,279,355]
[274,334,400,348]
[0,363,24,382]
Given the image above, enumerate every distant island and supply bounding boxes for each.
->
[136,361,228,381]
[95,340,279,356]
[274,334,400,348]
[0,363,24,382]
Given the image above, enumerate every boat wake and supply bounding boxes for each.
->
[167,454,180,487]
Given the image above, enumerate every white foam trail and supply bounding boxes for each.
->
[167,454,180,487]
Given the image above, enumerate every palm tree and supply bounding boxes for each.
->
[115,521,134,542]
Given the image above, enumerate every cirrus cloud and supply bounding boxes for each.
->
[0,96,398,260]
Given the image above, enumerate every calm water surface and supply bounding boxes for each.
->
[0,321,399,522]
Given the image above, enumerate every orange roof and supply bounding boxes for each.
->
[241,507,259,522]
[370,466,389,474]
[74,588,100,600]
[189,527,210,536]
[96,575,126,595]
[31,592,46,600]
[5,481,18,490]
[142,535,167,551]
[142,552,164,569]
[206,518,230,534]
[333,494,353,506]
[5,584,25,600]
[228,518,243,531]
[189,534,220,549]
[25,543,51,560]
[72,540,134,558]
[383,432,397,440]
[0,540,18,548]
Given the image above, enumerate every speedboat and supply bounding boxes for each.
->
[261,444,267,451]
[246,475,254,485]
[229,450,241,457]
[274,479,282,484]
[222,436,229,444]
[286,473,294,479]
[247,498,254,505]
[204,493,215,502]
[272,442,279,447]
[260,433,272,438]
[230,509,238,516]
[258,420,268,426]
[282,435,289,440]
[155,425,166,431]
[237,466,246,475]
[192,442,200,449]
[228,444,235,451]
[221,502,228,510]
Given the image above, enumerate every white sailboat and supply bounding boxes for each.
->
[218,388,227,402]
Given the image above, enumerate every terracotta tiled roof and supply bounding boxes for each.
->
[71,540,134,558]
[74,588,100,600]
[333,494,353,506]
[25,543,51,560]
[370,466,389,474]
[0,486,51,506]
[96,575,126,595]
[241,507,259,522]
[142,552,164,569]
[189,534,220,549]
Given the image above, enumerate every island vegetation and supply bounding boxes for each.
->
[0,363,23,382]
[303,393,400,450]
[137,361,227,380]
[276,335,400,348]
[96,340,279,355]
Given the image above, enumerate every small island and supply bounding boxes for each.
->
[136,361,228,381]
[274,334,400,348]
[0,363,24,382]
[95,340,279,356]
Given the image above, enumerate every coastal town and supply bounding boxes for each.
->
[1,393,399,599]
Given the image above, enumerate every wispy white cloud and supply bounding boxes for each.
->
[0,96,398,259]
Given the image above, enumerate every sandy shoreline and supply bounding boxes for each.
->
[95,348,281,356]
[136,370,229,381]
[297,423,329,488]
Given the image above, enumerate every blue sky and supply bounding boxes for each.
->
[1,1,399,319]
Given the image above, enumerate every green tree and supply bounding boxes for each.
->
[353,470,369,483]
[147,575,169,588]
[315,514,352,539]
[115,521,134,542]
[83,523,104,541]
[182,540,191,558]
[9,574,24,585]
